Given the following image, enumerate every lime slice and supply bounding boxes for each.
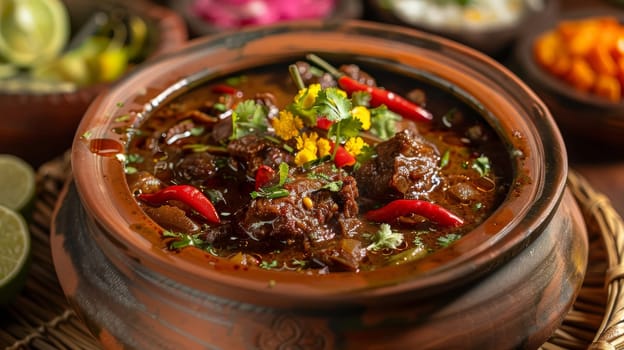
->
[0,0,69,67]
[0,154,36,214]
[0,205,31,305]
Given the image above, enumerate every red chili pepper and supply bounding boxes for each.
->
[138,185,220,224]
[365,199,463,227]
[254,165,275,190]
[337,76,433,123]
[316,117,332,130]
[212,84,240,95]
[333,144,356,168]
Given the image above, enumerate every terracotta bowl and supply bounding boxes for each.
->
[51,20,587,349]
[513,8,624,150]
[0,0,187,166]
[366,0,559,57]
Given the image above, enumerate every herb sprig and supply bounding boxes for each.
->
[231,100,269,140]
[367,223,404,251]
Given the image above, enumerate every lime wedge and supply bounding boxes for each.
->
[0,0,69,67]
[0,205,31,305]
[95,47,128,82]
[0,154,36,214]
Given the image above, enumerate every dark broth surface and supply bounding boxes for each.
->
[124,59,512,273]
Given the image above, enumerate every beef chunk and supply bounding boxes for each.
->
[339,64,377,87]
[226,134,293,177]
[310,238,366,272]
[294,61,336,88]
[254,92,280,118]
[211,116,233,144]
[355,129,441,201]
[164,119,197,145]
[234,164,359,249]
[174,152,221,182]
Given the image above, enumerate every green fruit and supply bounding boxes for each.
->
[95,47,128,82]
[0,0,70,67]
[125,15,148,62]
[0,154,35,215]
[0,205,31,305]
[0,61,17,78]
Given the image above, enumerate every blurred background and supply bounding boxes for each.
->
[1,0,619,165]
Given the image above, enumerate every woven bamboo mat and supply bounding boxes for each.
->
[1,154,623,350]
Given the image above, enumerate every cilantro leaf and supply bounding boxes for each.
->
[321,180,343,192]
[369,105,400,140]
[315,87,352,122]
[328,116,362,141]
[351,91,371,107]
[367,223,404,251]
[259,260,279,269]
[163,230,212,251]
[472,155,491,177]
[231,100,269,139]
[437,233,461,247]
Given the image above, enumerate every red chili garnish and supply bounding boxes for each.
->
[138,185,220,224]
[316,117,332,130]
[254,165,275,190]
[365,199,463,227]
[212,84,240,96]
[333,144,356,168]
[337,76,433,123]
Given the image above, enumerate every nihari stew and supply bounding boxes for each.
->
[122,55,512,273]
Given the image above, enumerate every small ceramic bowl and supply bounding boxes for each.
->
[367,0,559,57]
[169,0,363,38]
[0,0,187,166]
[513,8,624,150]
[52,20,587,349]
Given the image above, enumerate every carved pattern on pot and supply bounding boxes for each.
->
[257,314,333,350]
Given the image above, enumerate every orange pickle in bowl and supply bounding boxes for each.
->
[533,15,624,102]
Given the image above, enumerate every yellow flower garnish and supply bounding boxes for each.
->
[296,132,319,152]
[317,138,332,157]
[295,149,318,166]
[345,136,365,156]
[294,83,321,109]
[351,105,371,130]
[272,110,303,141]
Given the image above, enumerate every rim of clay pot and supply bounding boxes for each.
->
[71,20,567,309]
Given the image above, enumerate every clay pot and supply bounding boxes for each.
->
[51,21,587,349]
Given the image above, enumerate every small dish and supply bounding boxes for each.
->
[169,0,363,37]
[0,0,187,166]
[367,0,559,56]
[513,8,624,148]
